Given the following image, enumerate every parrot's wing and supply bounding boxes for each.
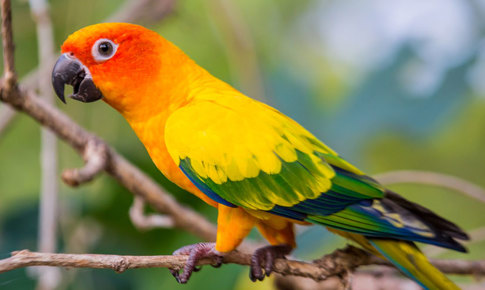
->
[165,98,466,251]
[165,98,383,212]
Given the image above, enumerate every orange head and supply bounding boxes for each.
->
[53,23,197,120]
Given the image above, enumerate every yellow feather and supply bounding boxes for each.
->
[274,142,297,162]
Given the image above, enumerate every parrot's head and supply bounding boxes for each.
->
[52,23,190,117]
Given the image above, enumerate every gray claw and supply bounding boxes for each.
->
[249,244,292,281]
[169,242,223,284]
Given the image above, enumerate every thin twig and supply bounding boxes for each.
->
[375,170,485,204]
[61,139,108,186]
[1,0,16,90]
[129,196,175,230]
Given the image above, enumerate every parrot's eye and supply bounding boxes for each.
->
[91,39,118,62]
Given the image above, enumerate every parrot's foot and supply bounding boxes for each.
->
[169,242,223,284]
[250,244,293,281]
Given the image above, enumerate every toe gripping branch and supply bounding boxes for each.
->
[169,243,292,283]
[169,242,223,284]
[250,244,293,282]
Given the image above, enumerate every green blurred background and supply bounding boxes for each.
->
[1,0,485,289]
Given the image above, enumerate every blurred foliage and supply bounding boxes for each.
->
[1,0,484,289]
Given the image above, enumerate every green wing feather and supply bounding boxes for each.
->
[166,97,466,250]
[166,98,380,211]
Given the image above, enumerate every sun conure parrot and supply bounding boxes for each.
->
[52,23,468,289]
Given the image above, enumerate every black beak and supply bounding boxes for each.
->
[52,53,103,103]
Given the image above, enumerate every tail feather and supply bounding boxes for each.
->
[328,228,460,290]
[369,239,460,290]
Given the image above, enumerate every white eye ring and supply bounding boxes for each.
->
[91,38,118,62]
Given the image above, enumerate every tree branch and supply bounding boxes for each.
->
[0,246,483,281]
[129,196,175,230]
[61,139,108,186]
[1,0,17,91]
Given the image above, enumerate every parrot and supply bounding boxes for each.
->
[51,23,468,289]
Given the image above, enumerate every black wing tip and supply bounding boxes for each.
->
[435,233,469,253]
[445,230,470,241]
[455,244,468,253]
[442,238,468,253]
[382,190,470,253]
[384,190,469,239]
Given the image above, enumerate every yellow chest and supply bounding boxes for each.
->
[129,114,218,207]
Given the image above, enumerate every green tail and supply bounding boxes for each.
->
[369,239,460,290]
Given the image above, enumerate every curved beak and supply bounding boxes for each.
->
[51,53,103,103]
